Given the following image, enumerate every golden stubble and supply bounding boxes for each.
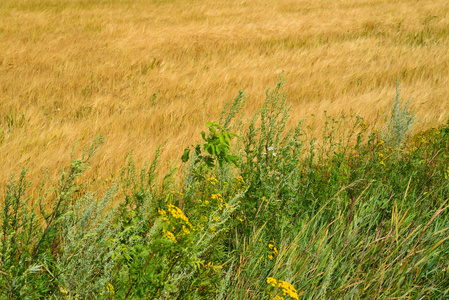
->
[1,0,448,198]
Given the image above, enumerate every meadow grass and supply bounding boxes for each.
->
[1,76,448,299]
[1,0,449,298]
[1,0,449,199]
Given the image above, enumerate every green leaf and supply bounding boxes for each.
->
[204,157,215,167]
[181,148,190,162]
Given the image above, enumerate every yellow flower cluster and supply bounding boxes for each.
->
[167,204,193,229]
[235,176,245,185]
[218,202,229,211]
[182,225,191,235]
[159,204,194,241]
[106,283,114,294]
[268,243,278,260]
[211,193,223,202]
[207,177,219,185]
[272,296,284,300]
[267,277,277,287]
[378,152,385,166]
[266,277,299,300]
[158,208,169,221]
[163,229,177,242]
[99,282,115,296]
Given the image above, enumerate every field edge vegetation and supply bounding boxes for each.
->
[1,78,449,299]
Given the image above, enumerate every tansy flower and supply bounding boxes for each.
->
[267,277,299,300]
[163,230,177,242]
[267,277,277,287]
[182,225,191,235]
[277,280,299,300]
[235,176,245,184]
[207,177,219,185]
[167,204,193,228]
[106,283,114,294]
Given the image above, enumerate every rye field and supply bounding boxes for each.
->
[1,0,449,299]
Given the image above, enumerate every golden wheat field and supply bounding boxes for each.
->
[1,0,449,197]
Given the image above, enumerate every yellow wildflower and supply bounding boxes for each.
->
[182,225,190,235]
[277,280,299,300]
[106,282,114,294]
[268,243,278,257]
[163,230,177,243]
[207,177,219,185]
[235,176,245,184]
[267,277,299,300]
[211,193,224,202]
[267,277,277,287]
[158,208,169,221]
[167,204,193,228]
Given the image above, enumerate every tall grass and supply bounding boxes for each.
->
[1,0,449,199]
[1,78,448,299]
